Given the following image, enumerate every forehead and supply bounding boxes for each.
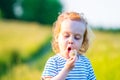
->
[61,19,86,34]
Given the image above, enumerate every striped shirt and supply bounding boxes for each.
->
[42,54,96,80]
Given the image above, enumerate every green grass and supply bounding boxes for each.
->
[0,50,54,80]
[0,20,52,63]
[86,31,120,80]
[1,64,41,80]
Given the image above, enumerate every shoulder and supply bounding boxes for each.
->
[46,54,58,63]
[43,55,60,71]
[46,54,64,63]
[78,54,92,65]
[42,55,60,77]
[79,55,90,62]
[48,54,61,61]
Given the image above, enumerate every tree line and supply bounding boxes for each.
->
[0,0,62,24]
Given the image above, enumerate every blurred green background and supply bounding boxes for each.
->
[0,0,120,80]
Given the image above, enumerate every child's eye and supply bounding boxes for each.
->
[63,33,69,38]
[74,35,81,40]
[64,34,69,38]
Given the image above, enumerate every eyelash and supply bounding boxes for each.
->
[75,36,81,40]
[64,35,69,38]
[64,34,81,40]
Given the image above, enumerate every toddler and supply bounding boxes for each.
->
[41,12,96,80]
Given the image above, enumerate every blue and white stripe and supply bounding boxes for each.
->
[42,54,96,80]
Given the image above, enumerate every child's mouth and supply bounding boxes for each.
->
[68,47,71,53]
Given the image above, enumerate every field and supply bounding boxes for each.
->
[0,20,120,80]
[87,31,120,79]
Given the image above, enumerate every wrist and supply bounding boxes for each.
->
[63,66,71,72]
[64,63,75,71]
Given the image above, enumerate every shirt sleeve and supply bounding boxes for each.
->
[41,57,58,78]
[87,60,96,80]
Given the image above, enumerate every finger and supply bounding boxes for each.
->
[69,58,76,64]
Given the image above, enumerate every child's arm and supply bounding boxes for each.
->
[44,57,76,80]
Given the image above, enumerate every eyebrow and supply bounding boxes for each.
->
[62,32,69,34]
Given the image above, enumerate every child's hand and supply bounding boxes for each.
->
[64,56,76,71]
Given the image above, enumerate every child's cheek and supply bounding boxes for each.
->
[77,40,83,49]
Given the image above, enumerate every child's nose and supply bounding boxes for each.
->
[68,37,74,44]
[68,41,73,44]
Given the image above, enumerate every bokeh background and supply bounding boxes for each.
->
[0,0,120,80]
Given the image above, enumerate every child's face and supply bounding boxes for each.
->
[56,19,86,59]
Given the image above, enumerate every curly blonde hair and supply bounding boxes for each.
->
[52,12,93,54]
